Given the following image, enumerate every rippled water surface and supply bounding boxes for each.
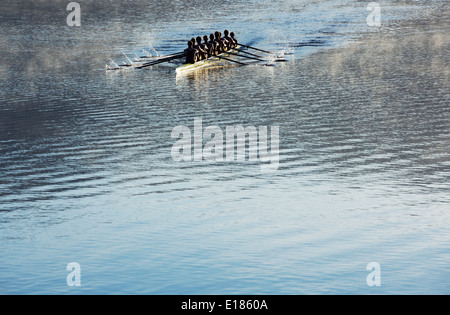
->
[1,0,449,294]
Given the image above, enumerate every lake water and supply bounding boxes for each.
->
[0,0,449,294]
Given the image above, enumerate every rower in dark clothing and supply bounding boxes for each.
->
[223,30,233,49]
[210,33,219,55]
[220,31,229,51]
[194,36,208,61]
[184,41,197,64]
[230,32,238,48]
[214,31,226,53]
[203,35,213,58]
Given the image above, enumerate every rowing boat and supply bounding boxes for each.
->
[175,45,242,74]
[106,43,287,71]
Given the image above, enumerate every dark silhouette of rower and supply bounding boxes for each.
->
[210,33,219,55]
[214,31,225,53]
[223,30,233,49]
[195,36,207,60]
[184,41,197,64]
[203,35,213,58]
[230,32,238,47]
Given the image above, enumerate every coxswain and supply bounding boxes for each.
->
[184,41,197,64]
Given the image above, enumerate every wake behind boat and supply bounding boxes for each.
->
[106,29,288,72]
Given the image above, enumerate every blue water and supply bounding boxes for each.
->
[1,0,449,294]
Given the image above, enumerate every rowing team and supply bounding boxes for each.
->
[184,30,238,64]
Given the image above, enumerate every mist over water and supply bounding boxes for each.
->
[0,0,449,294]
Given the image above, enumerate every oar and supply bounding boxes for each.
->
[153,51,185,60]
[114,52,185,70]
[228,51,287,63]
[227,51,264,62]
[217,55,246,66]
[136,53,185,69]
[239,44,275,55]
[235,49,262,58]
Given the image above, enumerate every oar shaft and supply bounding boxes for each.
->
[229,51,287,63]
[137,53,185,69]
[217,55,246,66]
[240,44,275,55]
[139,53,181,60]
[235,49,262,58]
[137,59,175,69]
[227,51,263,62]
[156,51,185,60]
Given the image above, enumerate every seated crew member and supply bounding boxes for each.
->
[223,30,233,49]
[214,31,226,53]
[209,33,219,55]
[230,32,238,47]
[219,31,230,51]
[184,40,197,64]
[203,35,213,58]
[194,36,207,61]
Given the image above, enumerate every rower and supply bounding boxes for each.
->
[230,32,238,48]
[210,33,219,55]
[223,30,233,49]
[203,35,213,58]
[184,40,197,64]
[194,36,208,61]
[219,31,229,51]
[214,31,226,53]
